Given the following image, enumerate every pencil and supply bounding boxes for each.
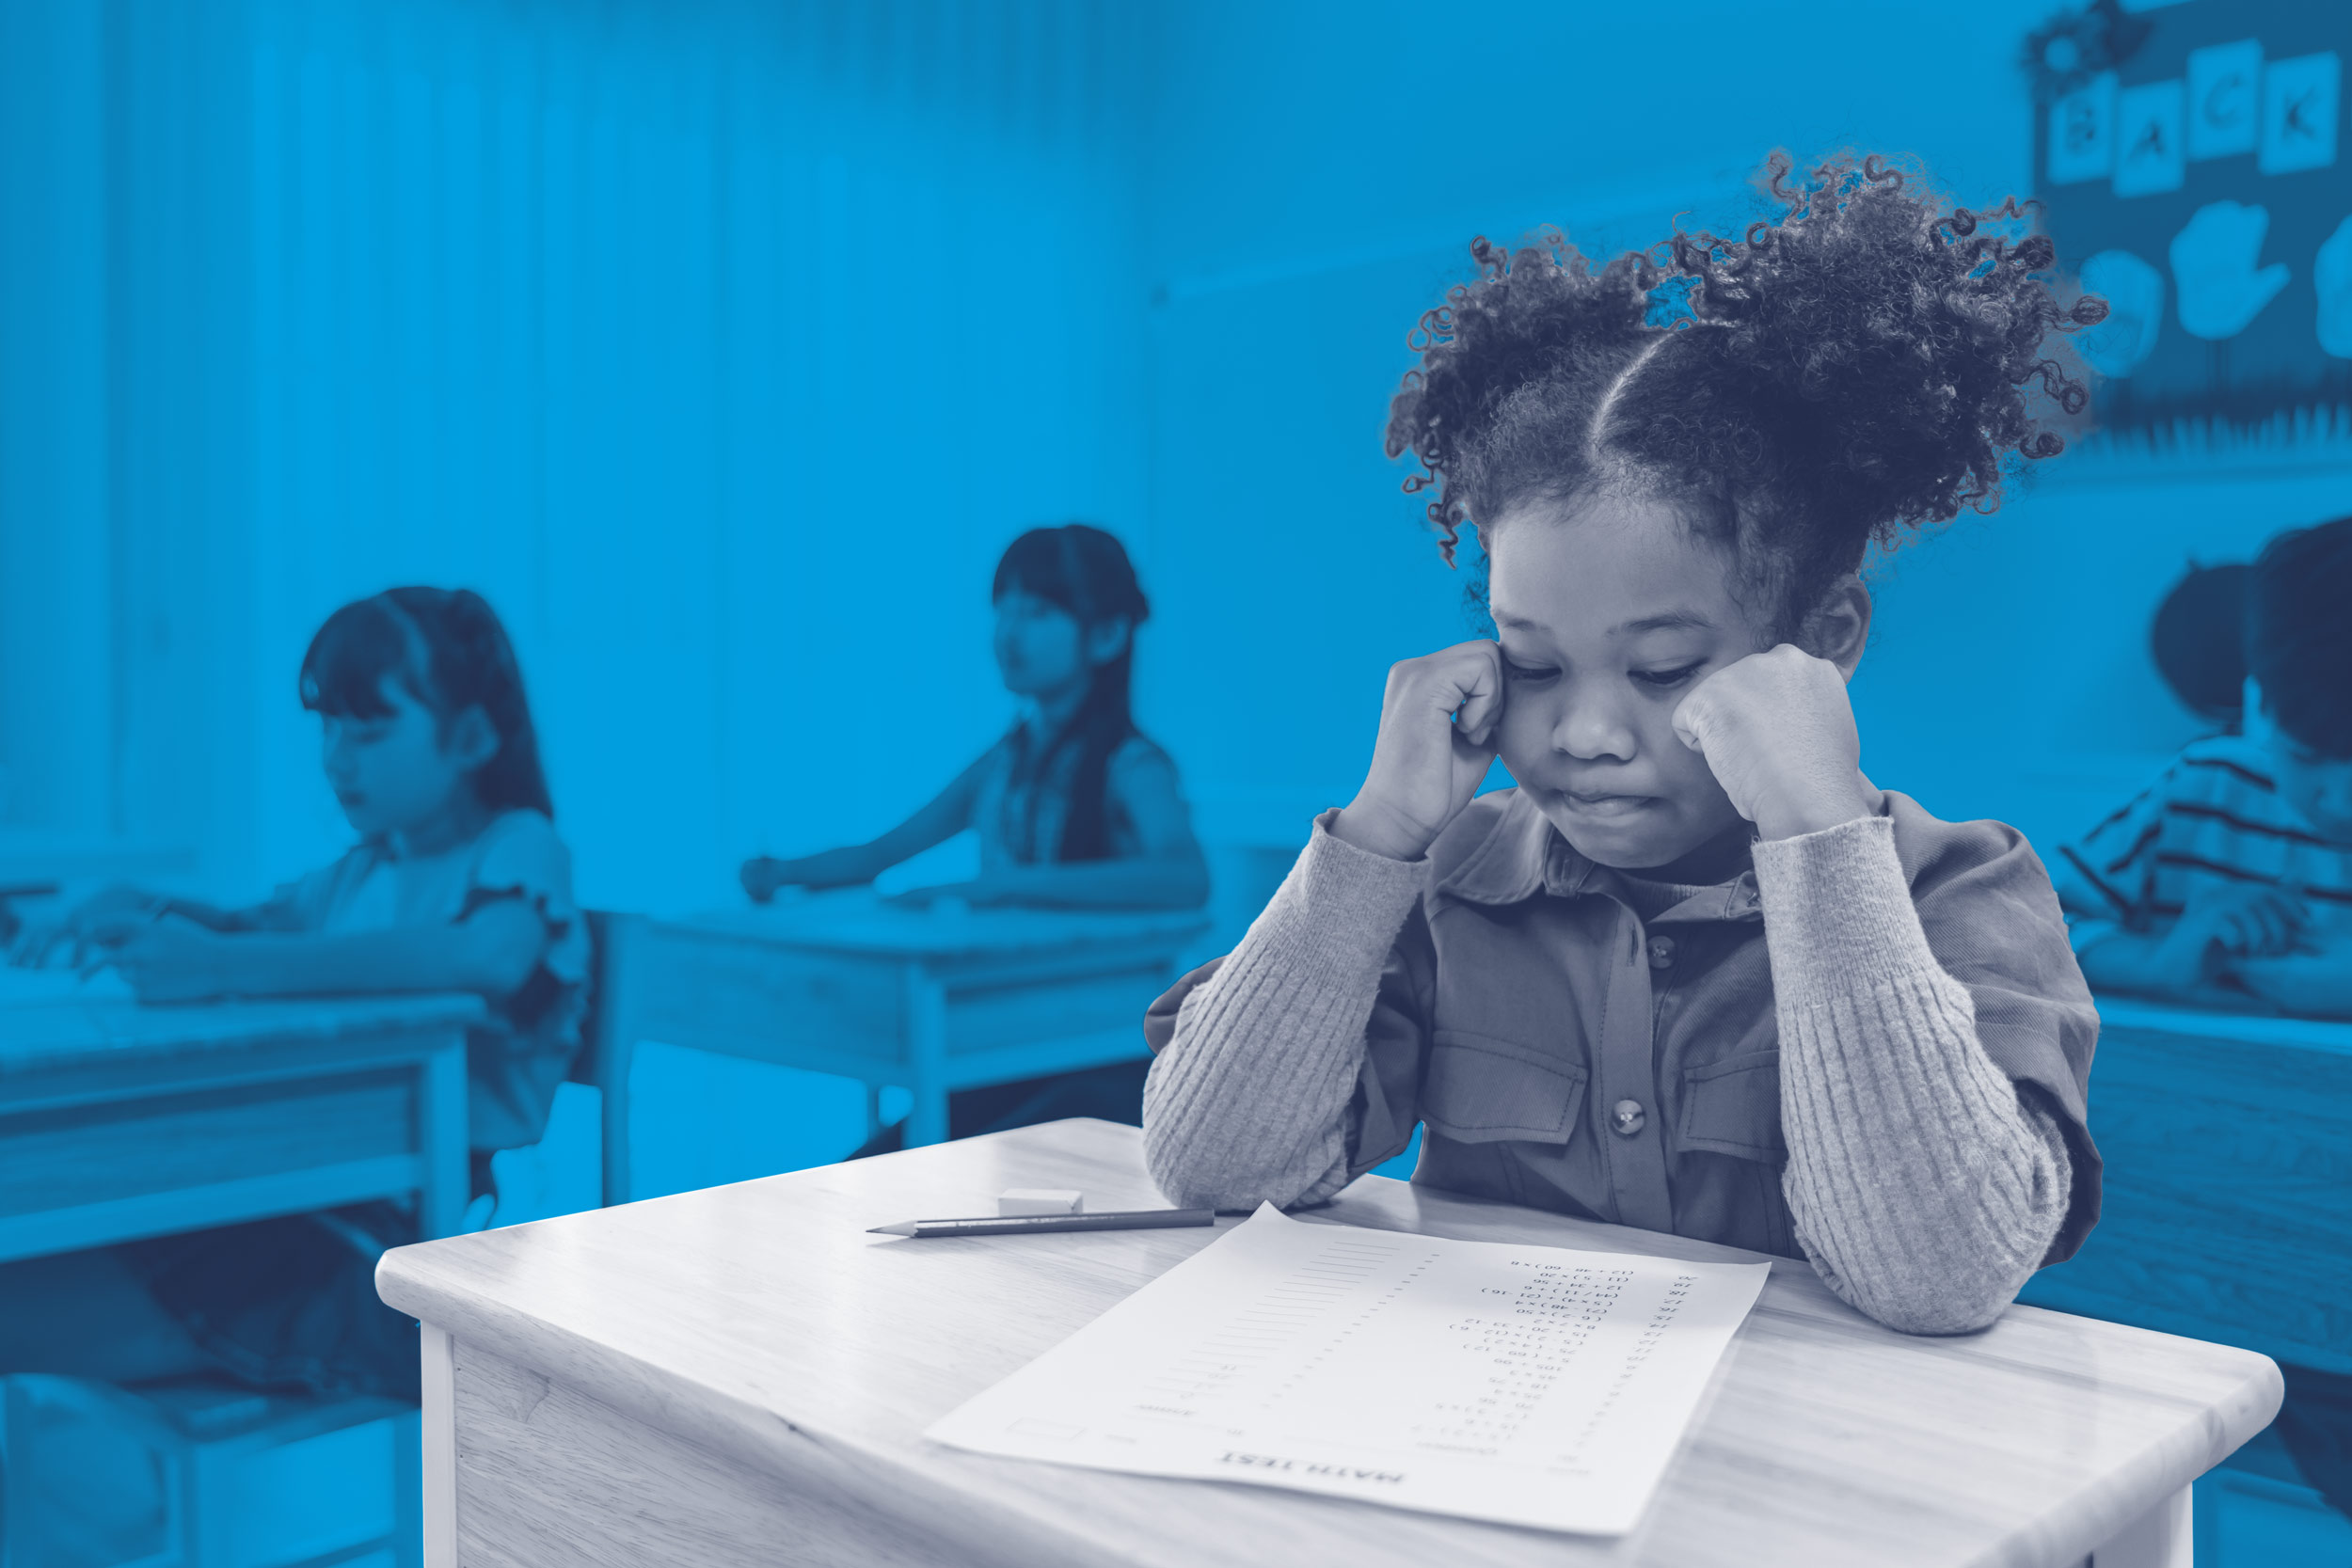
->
[866,1209,1217,1239]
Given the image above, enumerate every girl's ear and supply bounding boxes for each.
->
[1804,576,1874,681]
[1083,617,1133,668]
[443,705,503,772]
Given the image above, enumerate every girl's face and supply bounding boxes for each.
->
[320,675,492,840]
[1486,495,1768,871]
[993,588,1126,700]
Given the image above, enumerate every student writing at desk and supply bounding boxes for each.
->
[1144,154,2105,1338]
[2055,518,2352,1018]
[2052,517,2352,1522]
[0,587,586,1402]
[740,524,1208,1147]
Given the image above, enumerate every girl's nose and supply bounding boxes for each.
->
[1551,687,1637,763]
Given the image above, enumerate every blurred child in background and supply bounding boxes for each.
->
[741,523,1206,912]
[2055,518,2352,1523]
[2056,519,2352,1017]
[0,586,586,1401]
[740,523,1207,1148]
[2149,561,2249,736]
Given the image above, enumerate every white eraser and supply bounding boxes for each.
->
[998,1188,1084,1216]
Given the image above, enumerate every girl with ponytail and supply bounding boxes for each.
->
[1144,153,2111,1338]
[741,523,1207,911]
[8,586,585,1400]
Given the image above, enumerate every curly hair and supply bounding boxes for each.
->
[1385,152,2108,638]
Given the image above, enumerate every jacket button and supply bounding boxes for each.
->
[1646,935,1677,970]
[1612,1099,1646,1137]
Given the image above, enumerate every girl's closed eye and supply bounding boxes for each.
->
[1501,655,1559,685]
[1629,662,1707,690]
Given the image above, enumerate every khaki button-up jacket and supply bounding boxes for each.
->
[1148,789,2102,1262]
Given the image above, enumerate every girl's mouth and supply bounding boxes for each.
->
[1562,790,1656,820]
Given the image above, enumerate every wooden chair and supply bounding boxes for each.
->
[571,911,645,1209]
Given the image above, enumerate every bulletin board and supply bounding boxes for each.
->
[2031,0,2352,434]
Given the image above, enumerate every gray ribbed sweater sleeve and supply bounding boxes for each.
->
[1753,814,2073,1335]
[1142,818,1425,1211]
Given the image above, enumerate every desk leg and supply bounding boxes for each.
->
[904,968,948,1148]
[420,1322,457,1568]
[419,1029,470,1240]
[2090,1484,2191,1568]
[600,1030,635,1209]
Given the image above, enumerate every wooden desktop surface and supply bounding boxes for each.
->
[2016,997,2352,1373]
[679,892,1213,959]
[379,1118,2278,1568]
[1,989,480,1261]
[589,895,1211,1190]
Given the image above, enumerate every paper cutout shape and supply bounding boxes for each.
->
[2078,249,2165,375]
[2187,40,2263,161]
[2315,216,2352,359]
[2050,72,2120,185]
[2260,52,2340,177]
[2116,80,2187,198]
[2171,200,2290,340]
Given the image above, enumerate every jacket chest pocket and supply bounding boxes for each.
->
[1422,1030,1589,1144]
[1676,1050,1785,1162]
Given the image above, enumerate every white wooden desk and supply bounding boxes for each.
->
[594,895,1208,1201]
[2017,997,2352,1375]
[0,986,478,1262]
[378,1119,2279,1568]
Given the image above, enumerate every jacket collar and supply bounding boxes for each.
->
[1431,789,1764,923]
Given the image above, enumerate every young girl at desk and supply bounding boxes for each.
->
[0,586,586,1400]
[742,524,1207,1148]
[1145,153,2106,1337]
[741,523,1207,911]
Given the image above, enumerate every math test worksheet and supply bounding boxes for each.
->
[928,1205,1770,1534]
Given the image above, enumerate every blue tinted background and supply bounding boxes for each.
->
[0,0,2337,1248]
[9,1,2352,1560]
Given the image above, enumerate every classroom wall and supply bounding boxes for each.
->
[0,0,1150,913]
[7,0,2349,1188]
[12,0,2343,909]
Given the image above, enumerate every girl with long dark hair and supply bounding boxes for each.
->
[4,586,586,1399]
[742,524,1208,911]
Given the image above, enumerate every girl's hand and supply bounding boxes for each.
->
[101,917,239,1003]
[1672,644,1870,841]
[2162,883,2311,979]
[24,884,159,966]
[1333,641,1505,863]
[740,856,796,904]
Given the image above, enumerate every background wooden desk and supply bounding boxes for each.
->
[380,1118,2278,1568]
[0,986,478,1262]
[592,896,1207,1202]
[2017,998,2352,1375]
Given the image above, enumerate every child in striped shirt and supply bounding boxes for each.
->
[2057,518,2352,1016]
